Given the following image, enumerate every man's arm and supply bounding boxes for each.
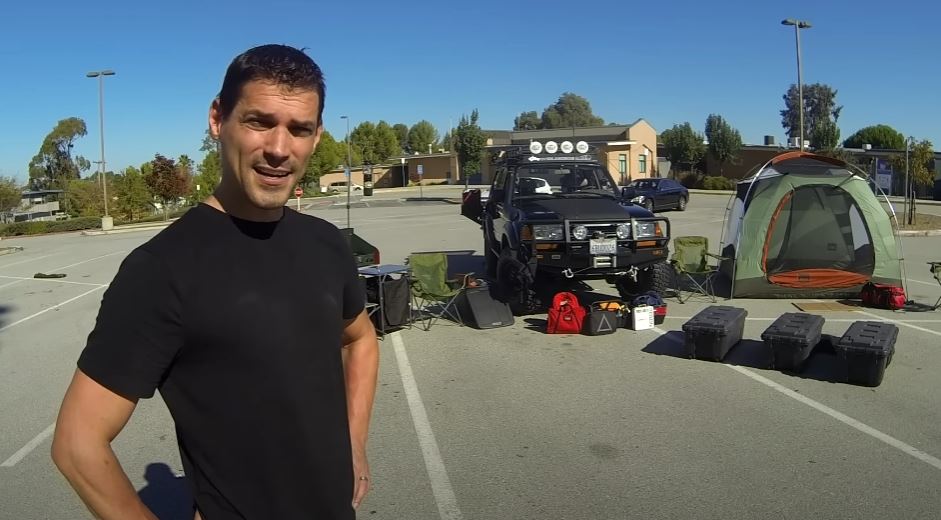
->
[340,310,379,509]
[51,369,158,520]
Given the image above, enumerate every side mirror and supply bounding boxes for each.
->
[620,186,632,200]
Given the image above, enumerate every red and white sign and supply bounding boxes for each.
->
[294,187,303,197]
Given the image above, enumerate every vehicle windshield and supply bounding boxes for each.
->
[513,164,617,198]
[629,179,659,189]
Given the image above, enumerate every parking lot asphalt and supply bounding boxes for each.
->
[0,191,939,519]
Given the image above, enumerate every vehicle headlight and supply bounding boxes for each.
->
[616,223,631,239]
[532,224,564,241]
[631,196,645,203]
[634,221,664,238]
[571,225,588,240]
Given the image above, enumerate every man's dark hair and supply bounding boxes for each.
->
[217,44,326,124]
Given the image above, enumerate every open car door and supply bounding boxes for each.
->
[461,189,483,223]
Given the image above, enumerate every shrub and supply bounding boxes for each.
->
[0,216,101,237]
[702,176,734,190]
[678,172,701,189]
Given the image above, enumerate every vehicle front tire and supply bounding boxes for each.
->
[484,233,498,278]
[677,196,687,211]
[495,248,537,316]
[644,199,655,212]
[615,261,674,299]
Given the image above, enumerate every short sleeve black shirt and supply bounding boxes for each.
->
[78,203,365,519]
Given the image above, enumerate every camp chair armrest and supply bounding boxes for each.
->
[705,253,731,261]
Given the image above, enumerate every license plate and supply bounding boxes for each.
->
[589,238,616,255]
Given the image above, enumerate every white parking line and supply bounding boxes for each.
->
[1,423,55,467]
[651,327,941,472]
[0,251,125,292]
[663,316,941,324]
[390,332,463,520]
[907,278,938,287]
[0,275,108,288]
[855,310,941,338]
[0,285,106,334]
[0,253,58,270]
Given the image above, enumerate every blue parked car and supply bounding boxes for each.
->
[620,178,689,212]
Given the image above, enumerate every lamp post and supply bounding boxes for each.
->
[87,69,115,229]
[340,115,352,229]
[781,19,811,151]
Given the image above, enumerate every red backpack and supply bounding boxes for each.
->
[860,282,906,310]
[547,292,586,334]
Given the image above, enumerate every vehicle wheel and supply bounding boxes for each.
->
[496,248,536,316]
[677,196,687,211]
[644,199,655,212]
[615,261,674,299]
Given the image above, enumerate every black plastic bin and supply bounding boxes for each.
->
[836,321,898,387]
[681,306,748,361]
[761,313,825,371]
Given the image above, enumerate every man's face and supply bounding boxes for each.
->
[209,80,322,213]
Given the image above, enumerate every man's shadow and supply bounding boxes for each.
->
[137,463,193,520]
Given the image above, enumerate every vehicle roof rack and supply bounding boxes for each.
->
[493,141,600,167]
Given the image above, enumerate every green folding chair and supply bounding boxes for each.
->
[408,253,470,331]
[929,262,941,310]
[670,236,724,303]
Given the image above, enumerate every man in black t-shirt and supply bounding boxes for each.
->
[51,45,380,519]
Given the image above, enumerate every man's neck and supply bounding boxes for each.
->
[205,186,284,222]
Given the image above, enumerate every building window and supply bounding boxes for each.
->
[618,154,627,175]
[639,154,647,174]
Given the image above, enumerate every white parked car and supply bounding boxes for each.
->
[322,181,364,194]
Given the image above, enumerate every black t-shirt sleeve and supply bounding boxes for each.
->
[335,230,366,320]
[78,247,185,399]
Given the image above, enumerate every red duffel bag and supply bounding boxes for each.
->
[547,291,586,334]
[860,282,906,310]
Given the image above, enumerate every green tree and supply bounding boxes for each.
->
[303,130,344,188]
[194,151,222,198]
[843,125,905,150]
[661,123,706,177]
[514,111,541,130]
[0,176,22,215]
[200,128,217,153]
[455,109,487,178]
[780,83,842,146]
[114,166,151,221]
[891,139,935,188]
[350,122,379,164]
[540,93,604,129]
[811,118,841,151]
[392,123,409,154]
[408,121,438,155]
[375,121,401,161]
[704,114,742,175]
[28,117,91,190]
[145,154,190,220]
[65,178,104,217]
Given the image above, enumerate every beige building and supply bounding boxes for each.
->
[481,120,659,185]
[318,152,461,192]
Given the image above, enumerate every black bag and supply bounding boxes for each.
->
[630,291,664,308]
[455,285,514,329]
[584,310,619,335]
[365,276,411,329]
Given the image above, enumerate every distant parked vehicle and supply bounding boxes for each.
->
[620,178,688,212]
[322,181,364,194]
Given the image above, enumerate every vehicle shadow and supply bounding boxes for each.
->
[0,304,11,331]
[137,463,193,520]
[642,332,846,384]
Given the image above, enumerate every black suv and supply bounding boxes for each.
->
[461,143,673,313]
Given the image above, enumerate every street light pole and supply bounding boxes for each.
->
[781,19,811,151]
[340,115,352,229]
[87,70,115,229]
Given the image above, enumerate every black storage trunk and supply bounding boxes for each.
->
[836,321,898,387]
[761,313,825,371]
[681,306,748,361]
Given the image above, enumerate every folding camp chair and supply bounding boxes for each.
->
[929,262,941,310]
[408,253,471,331]
[670,236,725,303]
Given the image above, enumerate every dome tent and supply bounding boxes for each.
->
[719,151,903,299]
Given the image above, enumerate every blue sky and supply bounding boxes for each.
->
[1,0,938,183]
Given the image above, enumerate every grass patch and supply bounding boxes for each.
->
[896,212,941,230]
